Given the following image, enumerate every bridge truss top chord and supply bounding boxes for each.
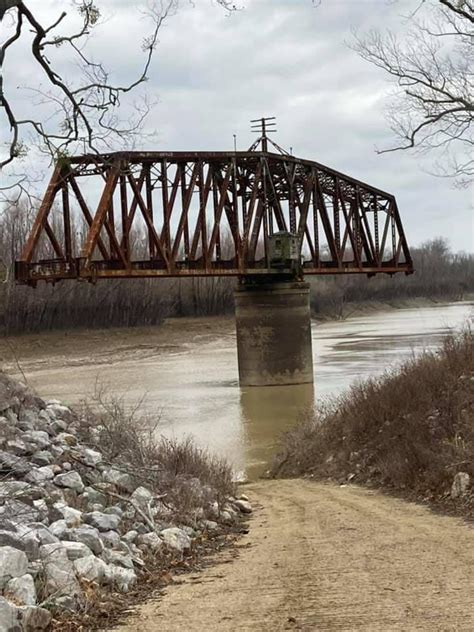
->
[15,148,413,285]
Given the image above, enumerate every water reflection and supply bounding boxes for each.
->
[240,383,315,478]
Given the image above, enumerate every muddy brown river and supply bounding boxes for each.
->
[1,301,472,479]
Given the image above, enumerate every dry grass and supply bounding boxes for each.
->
[77,386,236,522]
[272,327,473,516]
[0,370,43,412]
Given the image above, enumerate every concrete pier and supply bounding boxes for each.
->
[234,281,313,387]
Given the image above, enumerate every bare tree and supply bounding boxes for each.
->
[0,0,236,200]
[353,0,473,186]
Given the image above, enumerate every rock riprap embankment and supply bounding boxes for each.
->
[0,374,251,631]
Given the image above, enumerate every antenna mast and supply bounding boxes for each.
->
[248,117,290,155]
[250,116,276,152]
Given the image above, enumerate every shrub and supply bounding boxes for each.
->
[272,327,474,512]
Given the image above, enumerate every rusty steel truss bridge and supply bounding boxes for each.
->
[15,124,413,285]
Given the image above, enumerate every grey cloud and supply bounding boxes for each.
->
[3,0,472,251]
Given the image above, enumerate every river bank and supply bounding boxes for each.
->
[312,294,473,321]
[273,326,474,520]
[2,295,471,362]
[0,372,251,631]
[2,296,470,362]
[1,301,472,630]
[1,299,472,481]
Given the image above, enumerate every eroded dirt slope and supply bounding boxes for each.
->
[111,479,473,632]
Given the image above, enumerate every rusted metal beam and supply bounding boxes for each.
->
[16,261,413,285]
[69,175,110,261]
[127,171,169,268]
[81,161,124,266]
[15,149,413,285]
[21,165,63,263]
[62,183,72,260]
[67,151,397,199]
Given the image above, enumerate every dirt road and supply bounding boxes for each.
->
[113,479,473,631]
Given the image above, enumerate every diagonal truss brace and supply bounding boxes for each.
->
[15,150,414,285]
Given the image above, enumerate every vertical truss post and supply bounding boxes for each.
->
[373,195,380,265]
[62,178,72,261]
[15,150,413,284]
[145,165,155,259]
[120,171,130,266]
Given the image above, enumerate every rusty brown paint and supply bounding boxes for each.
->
[81,162,123,265]
[21,164,62,263]
[15,149,414,285]
[69,175,110,260]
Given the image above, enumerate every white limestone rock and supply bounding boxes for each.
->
[160,527,191,554]
[0,546,29,589]
[18,605,52,630]
[53,471,84,493]
[5,574,37,606]
[84,511,121,532]
[73,555,108,584]
[0,596,19,631]
[451,472,470,499]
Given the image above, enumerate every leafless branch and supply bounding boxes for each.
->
[439,0,474,23]
[352,0,473,185]
[0,1,180,200]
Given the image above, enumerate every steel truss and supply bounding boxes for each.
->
[15,150,413,284]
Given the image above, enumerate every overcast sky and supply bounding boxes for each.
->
[4,0,474,251]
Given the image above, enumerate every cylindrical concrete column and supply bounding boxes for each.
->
[234,281,313,386]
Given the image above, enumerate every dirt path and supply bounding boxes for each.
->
[112,480,473,632]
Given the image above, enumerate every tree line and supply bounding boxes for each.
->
[0,203,472,334]
[308,238,474,320]
[0,202,236,334]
